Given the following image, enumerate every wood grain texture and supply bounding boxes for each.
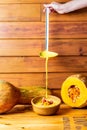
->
[0,39,86,56]
[0,4,40,21]
[0,4,86,22]
[0,104,86,130]
[0,57,87,73]
[0,0,87,93]
[0,22,87,38]
[0,73,86,89]
[0,0,69,4]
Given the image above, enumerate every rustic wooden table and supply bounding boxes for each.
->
[0,104,87,130]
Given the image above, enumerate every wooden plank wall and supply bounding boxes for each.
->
[0,0,87,96]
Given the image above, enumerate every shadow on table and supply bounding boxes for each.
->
[56,104,72,115]
[6,105,32,115]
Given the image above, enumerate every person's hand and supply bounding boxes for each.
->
[44,0,87,14]
[43,2,62,13]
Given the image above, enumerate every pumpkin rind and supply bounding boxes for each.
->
[61,74,87,108]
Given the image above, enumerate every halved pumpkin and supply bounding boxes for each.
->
[61,74,87,108]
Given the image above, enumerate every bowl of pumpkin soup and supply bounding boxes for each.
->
[31,95,61,116]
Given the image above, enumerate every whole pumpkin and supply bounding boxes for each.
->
[0,80,52,114]
[0,80,20,114]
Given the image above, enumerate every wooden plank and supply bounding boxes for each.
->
[0,73,71,88]
[0,73,86,89]
[0,39,87,56]
[0,104,86,130]
[0,4,40,22]
[0,0,69,4]
[0,22,87,38]
[0,39,41,56]
[42,7,87,22]
[0,57,87,73]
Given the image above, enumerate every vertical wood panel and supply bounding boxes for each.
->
[0,39,87,56]
[0,73,86,89]
[0,57,87,73]
[0,4,40,21]
[0,22,87,38]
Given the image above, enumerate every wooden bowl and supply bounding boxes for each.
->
[31,95,61,116]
